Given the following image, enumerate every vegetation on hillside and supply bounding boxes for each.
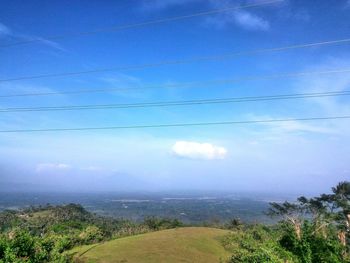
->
[0,181,349,262]
[0,204,183,262]
[223,181,350,262]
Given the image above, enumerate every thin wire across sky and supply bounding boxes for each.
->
[1,1,349,134]
[1,38,350,82]
[1,68,350,98]
[1,116,349,133]
[0,0,282,48]
[1,90,349,113]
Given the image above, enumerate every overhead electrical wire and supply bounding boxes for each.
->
[1,90,349,113]
[0,2,347,140]
[0,0,282,48]
[0,115,349,133]
[1,38,350,83]
[1,68,350,98]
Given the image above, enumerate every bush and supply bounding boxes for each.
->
[9,229,36,259]
[230,247,288,263]
[0,230,72,263]
[143,217,183,231]
[222,225,297,263]
[279,221,345,263]
[79,226,103,244]
[0,236,6,259]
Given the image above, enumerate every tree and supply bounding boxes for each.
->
[268,181,350,262]
[226,218,243,230]
[298,196,330,238]
[268,201,305,240]
[311,181,350,247]
[331,181,350,247]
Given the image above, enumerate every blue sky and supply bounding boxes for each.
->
[0,0,350,194]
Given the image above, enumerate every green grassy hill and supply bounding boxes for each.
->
[70,227,231,263]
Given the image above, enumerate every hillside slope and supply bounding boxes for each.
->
[71,227,231,263]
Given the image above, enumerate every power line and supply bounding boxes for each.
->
[0,0,282,48]
[0,115,349,133]
[1,38,350,83]
[1,68,350,98]
[1,90,349,113]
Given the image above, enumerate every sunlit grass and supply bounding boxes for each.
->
[70,227,231,263]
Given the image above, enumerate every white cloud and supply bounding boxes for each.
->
[172,141,227,160]
[142,0,271,31]
[346,0,350,8]
[204,0,270,31]
[36,163,71,173]
[293,58,350,118]
[0,23,11,36]
[244,112,337,136]
[233,10,270,30]
[0,21,65,51]
[244,57,350,137]
[29,36,66,51]
[264,119,335,134]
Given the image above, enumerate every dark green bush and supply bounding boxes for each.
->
[279,221,345,263]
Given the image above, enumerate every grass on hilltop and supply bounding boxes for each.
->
[70,227,231,263]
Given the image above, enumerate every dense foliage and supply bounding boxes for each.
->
[222,181,350,262]
[222,224,297,262]
[0,229,71,262]
[0,204,184,262]
[0,181,349,262]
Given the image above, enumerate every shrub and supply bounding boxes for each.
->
[79,226,103,244]
[222,225,297,263]
[279,221,345,263]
